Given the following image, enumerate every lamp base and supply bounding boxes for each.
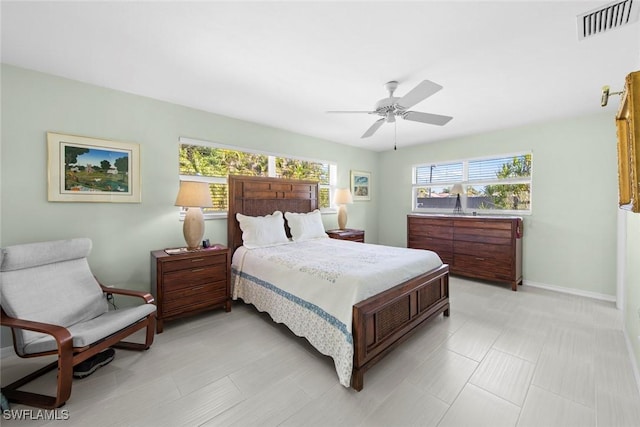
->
[337,205,348,230]
[453,194,463,214]
[183,207,204,250]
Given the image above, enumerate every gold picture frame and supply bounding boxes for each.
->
[47,132,141,203]
[616,71,639,213]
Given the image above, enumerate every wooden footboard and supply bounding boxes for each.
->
[351,264,450,390]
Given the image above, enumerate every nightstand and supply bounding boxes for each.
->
[150,246,230,333]
[326,228,365,243]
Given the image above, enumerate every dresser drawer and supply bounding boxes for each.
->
[160,252,227,273]
[453,241,512,258]
[454,228,512,245]
[408,222,453,239]
[163,264,227,291]
[409,236,453,252]
[453,254,513,280]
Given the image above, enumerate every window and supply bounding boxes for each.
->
[178,137,336,216]
[413,153,532,214]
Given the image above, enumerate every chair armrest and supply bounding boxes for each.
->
[100,285,155,304]
[1,308,73,352]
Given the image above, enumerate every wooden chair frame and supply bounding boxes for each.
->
[1,284,156,409]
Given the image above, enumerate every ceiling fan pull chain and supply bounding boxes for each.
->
[394,120,397,151]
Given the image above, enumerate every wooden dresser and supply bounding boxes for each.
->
[408,214,523,290]
[150,246,231,333]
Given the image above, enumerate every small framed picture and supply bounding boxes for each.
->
[350,170,371,201]
[47,132,141,203]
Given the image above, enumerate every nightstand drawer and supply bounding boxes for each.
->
[162,288,227,317]
[326,229,365,242]
[165,279,227,300]
[160,253,226,273]
[340,234,364,242]
[163,264,227,291]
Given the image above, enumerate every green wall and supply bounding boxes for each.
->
[625,211,640,378]
[378,113,619,297]
[0,64,379,347]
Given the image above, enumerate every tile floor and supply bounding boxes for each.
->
[2,277,640,426]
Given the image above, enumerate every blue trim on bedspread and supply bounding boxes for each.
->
[233,268,353,345]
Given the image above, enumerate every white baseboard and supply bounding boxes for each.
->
[623,323,640,394]
[523,280,616,303]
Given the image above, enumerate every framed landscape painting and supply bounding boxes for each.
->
[351,170,371,201]
[47,132,141,203]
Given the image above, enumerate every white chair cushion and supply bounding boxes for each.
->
[23,304,157,354]
[1,238,112,354]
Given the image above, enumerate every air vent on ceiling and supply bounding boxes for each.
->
[577,0,638,40]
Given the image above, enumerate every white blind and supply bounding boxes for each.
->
[415,162,463,184]
[468,155,530,182]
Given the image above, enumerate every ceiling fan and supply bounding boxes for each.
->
[328,79,453,139]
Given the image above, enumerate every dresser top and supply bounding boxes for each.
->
[408,213,523,220]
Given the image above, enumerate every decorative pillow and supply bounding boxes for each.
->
[236,211,290,249]
[285,210,328,241]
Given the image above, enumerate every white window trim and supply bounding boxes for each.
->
[412,151,532,216]
[178,137,338,220]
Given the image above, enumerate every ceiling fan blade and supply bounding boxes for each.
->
[397,80,443,109]
[403,111,453,126]
[326,110,375,114]
[361,118,386,138]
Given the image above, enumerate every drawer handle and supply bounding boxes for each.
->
[191,258,204,262]
[475,257,485,261]
[191,268,205,273]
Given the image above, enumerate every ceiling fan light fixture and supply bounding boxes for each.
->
[386,112,396,123]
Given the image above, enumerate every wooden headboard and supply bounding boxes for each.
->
[227,175,319,255]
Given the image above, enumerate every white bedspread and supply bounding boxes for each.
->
[231,238,442,387]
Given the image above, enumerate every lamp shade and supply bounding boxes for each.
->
[334,188,353,205]
[450,184,464,195]
[174,181,213,208]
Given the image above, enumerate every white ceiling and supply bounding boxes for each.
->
[2,1,639,151]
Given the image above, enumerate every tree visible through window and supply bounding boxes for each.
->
[413,153,532,213]
[178,139,335,213]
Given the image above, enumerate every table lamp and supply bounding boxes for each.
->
[334,188,354,230]
[175,181,213,250]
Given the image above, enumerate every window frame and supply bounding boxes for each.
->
[412,151,532,215]
[178,137,337,219]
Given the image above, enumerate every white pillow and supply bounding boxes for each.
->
[285,210,328,241]
[236,211,290,249]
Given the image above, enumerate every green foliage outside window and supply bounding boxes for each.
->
[476,154,531,210]
[180,145,268,177]
[179,144,332,211]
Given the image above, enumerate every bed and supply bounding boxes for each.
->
[227,175,450,390]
